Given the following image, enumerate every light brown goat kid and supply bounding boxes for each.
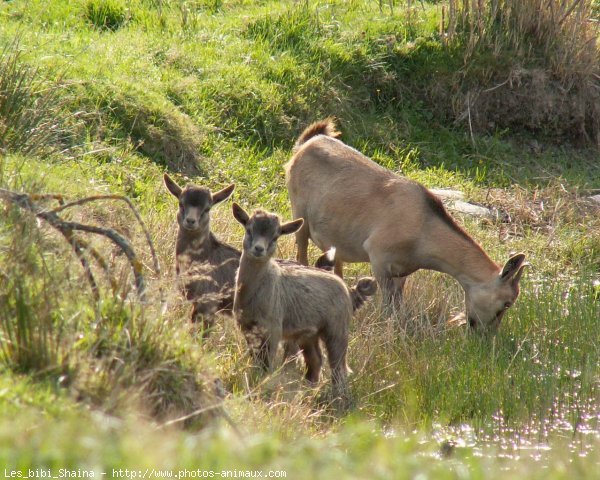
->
[285,119,526,331]
[232,204,377,398]
[164,174,239,334]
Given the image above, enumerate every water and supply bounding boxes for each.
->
[428,396,600,463]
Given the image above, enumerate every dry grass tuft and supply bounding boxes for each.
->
[471,183,600,242]
[446,0,600,144]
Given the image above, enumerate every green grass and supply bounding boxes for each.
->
[85,0,128,31]
[355,273,599,427]
[2,406,600,478]
[0,0,599,477]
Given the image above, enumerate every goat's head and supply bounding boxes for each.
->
[164,173,235,234]
[465,253,527,332]
[232,203,303,261]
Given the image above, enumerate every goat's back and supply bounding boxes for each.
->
[239,262,353,340]
[285,135,428,261]
[279,264,353,335]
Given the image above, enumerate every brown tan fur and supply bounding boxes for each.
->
[232,204,376,398]
[293,117,341,150]
[164,174,239,335]
[285,119,527,331]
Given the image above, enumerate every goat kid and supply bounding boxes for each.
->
[232,203,377,398]
[285,119,526,331]
[164,174,238,334]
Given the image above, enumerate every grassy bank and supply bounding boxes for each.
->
[0,0,599,477]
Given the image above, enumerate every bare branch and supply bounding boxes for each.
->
[59,229,100,304]
[0,188,148,300]
[72,236,118,291]
[48,194,160,277]
[29,193,66,204]
[55,221,146,297]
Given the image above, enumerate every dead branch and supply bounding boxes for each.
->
[0,188,149,300]
[72,236,118,292]
[60,228,100,304]
[29,193,66,204]
[48,194,160,277]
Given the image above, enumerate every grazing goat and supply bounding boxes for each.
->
[164,174,238,334]
[285,119,526,331]
[231,204,377,398]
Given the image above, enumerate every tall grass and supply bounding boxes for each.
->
[348,270,600,432]
[0,207,71,375]
[0,181,218,425]
[85,0,128,31]
[0,41,69,157]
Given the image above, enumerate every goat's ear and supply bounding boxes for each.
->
[500,253,526,282]
[212,184,235,206]
[510,264,527,286]
[280,218,304,236]
[232,202,249,226]
[163,173,182,199]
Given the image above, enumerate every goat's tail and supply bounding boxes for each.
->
[350,277,378,312]
[294,118,341,151]
[314,247,336,272]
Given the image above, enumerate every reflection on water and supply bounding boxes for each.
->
[428,397,600,462]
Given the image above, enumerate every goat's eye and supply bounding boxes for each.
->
[503,302,511,310]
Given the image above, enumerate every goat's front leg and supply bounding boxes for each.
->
[392,276,406,299]
[323,330,349,402]
[295,222,310,266]
[334,258,344,279]
[254,339,271,371]
[370,259,404,310]
[264,328,282,371]
[283,341,300,362]
[242,322,266,369]
[244,323,281,372]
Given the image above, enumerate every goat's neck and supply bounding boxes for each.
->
[426,223,500,289]
[176,227,213,257]
[236,253,276,302]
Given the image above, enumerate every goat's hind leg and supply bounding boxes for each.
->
[322,330,350,402]
[300,338,323,384]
